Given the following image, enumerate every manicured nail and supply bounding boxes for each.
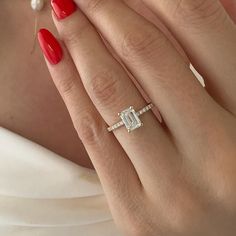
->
[51,0,77,20]
[38,29,63,65]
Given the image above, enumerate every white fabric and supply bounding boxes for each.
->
[0,127,122,235]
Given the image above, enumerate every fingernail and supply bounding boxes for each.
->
[51,0,77,20]
[38,29,63,65]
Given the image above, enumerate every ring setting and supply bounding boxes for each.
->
[107,103,154,133]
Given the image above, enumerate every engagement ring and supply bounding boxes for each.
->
[107,103,154,133]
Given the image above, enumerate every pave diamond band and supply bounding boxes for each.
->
[107,103,154,133]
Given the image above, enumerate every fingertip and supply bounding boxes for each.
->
[37,28,63,65]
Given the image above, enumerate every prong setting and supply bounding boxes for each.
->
[107,103,153,133]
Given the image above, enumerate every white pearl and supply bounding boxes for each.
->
[31,0,45,11]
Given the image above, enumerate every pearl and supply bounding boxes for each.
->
[31,0,45,11]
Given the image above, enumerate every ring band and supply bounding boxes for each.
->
[107,103,154,133]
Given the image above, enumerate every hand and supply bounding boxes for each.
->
[38,0,236,235]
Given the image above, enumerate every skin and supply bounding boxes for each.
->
[1,0,236,234]
[0,0,92,168]
[0,0,234,168]
[0,0,174,169]
[0,0,195,168]
[44,0,236,235]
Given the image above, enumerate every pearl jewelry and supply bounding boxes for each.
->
[31,0,45,11]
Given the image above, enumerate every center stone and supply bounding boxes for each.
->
[119,106,142,132]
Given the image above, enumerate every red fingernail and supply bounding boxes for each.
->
[51,0,77,20]
[38,29,63,65]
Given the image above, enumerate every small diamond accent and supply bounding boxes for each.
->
[107,103,153,133]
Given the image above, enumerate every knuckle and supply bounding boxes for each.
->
[74,111,104,145]
[123,204,147,235]
[56,73,77,98]
[126,216,155,236]
[121,27,164,62]
[202,129,236,209]
[174,0,225,28]
[127,225,146,236]
[216,187,236,209]
[89,69,120,107]
[61,22,91,48]
[85,0,107,14]
[210,168,236,210]
[119,195,156,236]
[168,207,195,233]
[166,187,205,234]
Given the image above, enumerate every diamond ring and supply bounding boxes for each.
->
[107,103,154,133]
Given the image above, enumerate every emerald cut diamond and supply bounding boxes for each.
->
[119,106,143,132]
[107,103,153,133]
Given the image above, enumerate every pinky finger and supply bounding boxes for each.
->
[37,29,142,207]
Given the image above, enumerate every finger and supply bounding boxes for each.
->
[51,4,178,185]
[220,0,236,22]
[37,29,141,205]
[72,0,224,155]
[124,0,189,61]
[142,0,236,115]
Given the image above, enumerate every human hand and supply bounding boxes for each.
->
[38,0,236,235]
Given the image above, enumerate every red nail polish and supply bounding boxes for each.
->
[51,0,77,20]
[38,29,63,65]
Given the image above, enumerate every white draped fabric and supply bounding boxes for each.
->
[0,127,121,235]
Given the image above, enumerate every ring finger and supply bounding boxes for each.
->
[51,1,178,185]
[37,29,141,205]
